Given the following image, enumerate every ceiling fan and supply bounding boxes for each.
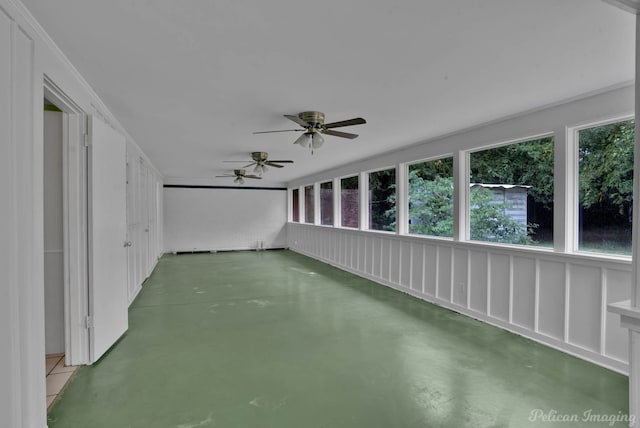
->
[215,169,262,185]
[224,151,293,175]
[253,111,366,151]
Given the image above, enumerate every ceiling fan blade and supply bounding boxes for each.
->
[244,175,262,179]
[267,160,294,163]
[215,175,235,178]
[322,129,359,139]
[252,129,303,134]
[323,117,366,129]
[243,162,256,168]
[284,114,310,128]
[264,162,284,168]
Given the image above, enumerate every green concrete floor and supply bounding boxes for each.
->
[47,250,629,428]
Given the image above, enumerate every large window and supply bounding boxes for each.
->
[320,181,333,226]
[341,176,359,228]
[369,168,396,232]
[292,189,299,222]
[469,137,554,246]
[578,119,634,255]
[408,157,454,237]
[304,185,314,224]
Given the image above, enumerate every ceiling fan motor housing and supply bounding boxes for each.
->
[299,111,325,127]
[251,151,269,162]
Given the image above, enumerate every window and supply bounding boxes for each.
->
[369,168,396,232]
[408,157,454,237]
[341,176,359,228]
[304,185,314,224]
[292,189,299,222]
[320,181,333,226]
[469,137,554,246]
[578,119,634,255]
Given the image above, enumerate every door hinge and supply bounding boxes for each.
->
[83,134,90,147]
[85,315,93,329]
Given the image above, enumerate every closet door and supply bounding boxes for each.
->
[88,115,128,362]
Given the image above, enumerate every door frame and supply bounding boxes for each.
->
[44,76,90,365]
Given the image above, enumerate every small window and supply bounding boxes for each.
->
[469,137,554,246]
[578,119,634,255]
[369,168,396,232]
[304,185,314,224]
[341,176,359,228]
[320,181,334,226]
[291,189,299,222]
[408,157,454,237]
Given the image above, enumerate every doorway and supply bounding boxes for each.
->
[43,78,91,366]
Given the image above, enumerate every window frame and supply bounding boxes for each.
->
[366,166,398,233]
[404,155,455,239]
[571,115,634,258]
[465,133,555,248]
[338,174,360,229]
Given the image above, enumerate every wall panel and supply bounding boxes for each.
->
[568,264,602,352]
[469,250,488,314]
[400,241,411,287]
[512,256,536,330]
[489,253,510,322]
[390,240,400,284]
[288,223,630,373]
[605,268,631,361]
[537,260,566,341]
[424,244,438,296]
[436,246,452,301]
[452,248,468,307]
[410,243,424,292]
[163,187,287,252]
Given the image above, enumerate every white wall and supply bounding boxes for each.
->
[164,187,287,252]
[43,110,64,355]
[0,1,163,426]
[287,85,635,374]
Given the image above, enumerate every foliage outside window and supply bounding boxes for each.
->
[304,185,314,224]
[341,176,359,228]
[320,181,333,226]
[578,120,634,256]
[292,189,299,222]
[469,137,554,246]
[369,168,396,232]
[408,158,454,237]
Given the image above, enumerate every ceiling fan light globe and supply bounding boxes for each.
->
[253,164,263,175]
[312,132,324,149]
[294,133,311,148]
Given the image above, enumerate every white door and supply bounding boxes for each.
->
[88,115,128,362]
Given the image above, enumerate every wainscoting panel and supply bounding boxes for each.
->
[410,243,424,293]
[469,250,489,314]
[452,248,469,308]
[424,244,438,297]
[400,241,412,288]
[567,264,602,353]
[537,260,567,341]
[605,268,631,361]
[489,253,511,323]
[288,223,631,373]
[511,256,537,331]
[436,246,453,301]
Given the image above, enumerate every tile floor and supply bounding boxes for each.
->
[45,354,77,410]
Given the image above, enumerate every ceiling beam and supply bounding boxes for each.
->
[602,0,640,14]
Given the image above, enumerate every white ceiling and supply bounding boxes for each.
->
[22,0,635,186]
